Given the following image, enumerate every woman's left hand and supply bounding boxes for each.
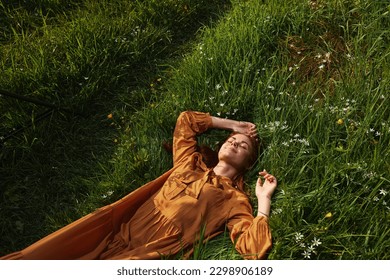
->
[211,116,258,139]
[233,121,258,138]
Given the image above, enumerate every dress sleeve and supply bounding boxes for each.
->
[227,197,272,260]
[172,111,212,165]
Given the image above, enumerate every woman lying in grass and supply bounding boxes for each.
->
[1,111,277,260]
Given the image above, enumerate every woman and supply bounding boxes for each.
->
[1,111,277,260]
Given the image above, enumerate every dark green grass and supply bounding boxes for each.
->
[0,0,230,255]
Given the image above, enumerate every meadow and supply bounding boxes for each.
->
[0,0,389,259]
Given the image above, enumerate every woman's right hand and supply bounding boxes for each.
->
[255,170,277,218]
[256,170,277,199]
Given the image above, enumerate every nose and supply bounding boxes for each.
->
[230,140,238,148]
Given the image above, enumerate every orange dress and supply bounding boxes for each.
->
[1,111,272,260]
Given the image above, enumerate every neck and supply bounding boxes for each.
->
[212,161,239,179]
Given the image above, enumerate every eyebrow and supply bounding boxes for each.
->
[230,137,250,147]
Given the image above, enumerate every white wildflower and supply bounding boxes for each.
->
[312,237,322,246]
[295,232,304,242]
[379,189,387,196]
[307,245,316,253]
[101,190,114,199]
[302,250,311,259]
[272,208,283,215]
[299,138,310,146]
[363,171,377,179]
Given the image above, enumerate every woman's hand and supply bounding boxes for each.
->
[211,116,258,138]
[255,170,277,218]
[256,170,278,199]
[233,121,258,138]
[256,170,277,200]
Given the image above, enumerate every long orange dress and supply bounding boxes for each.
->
[1,111,272,260]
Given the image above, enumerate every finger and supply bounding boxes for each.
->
[259,170,268,176]
[264,175,273,182]
[256,177,263,187]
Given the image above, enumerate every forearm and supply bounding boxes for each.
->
[210,116,239,131]
[257,195,271,217]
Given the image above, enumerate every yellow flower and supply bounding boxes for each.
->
[325,212,333,218]
[337,119,344,125]
[107,113,113,119]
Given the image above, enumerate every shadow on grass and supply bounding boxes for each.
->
[0,1,232,255]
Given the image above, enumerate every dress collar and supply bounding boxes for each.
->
[207,169,236,189]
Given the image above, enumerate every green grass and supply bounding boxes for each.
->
[1,0,389,260]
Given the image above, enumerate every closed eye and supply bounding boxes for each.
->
[240,143,249,149]
[227,137,249,149]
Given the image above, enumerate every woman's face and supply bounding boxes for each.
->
[218,133,254,171]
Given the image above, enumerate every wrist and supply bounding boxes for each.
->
[257,196,271,218]
[256,193,272,200]
[257,210,269,218]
